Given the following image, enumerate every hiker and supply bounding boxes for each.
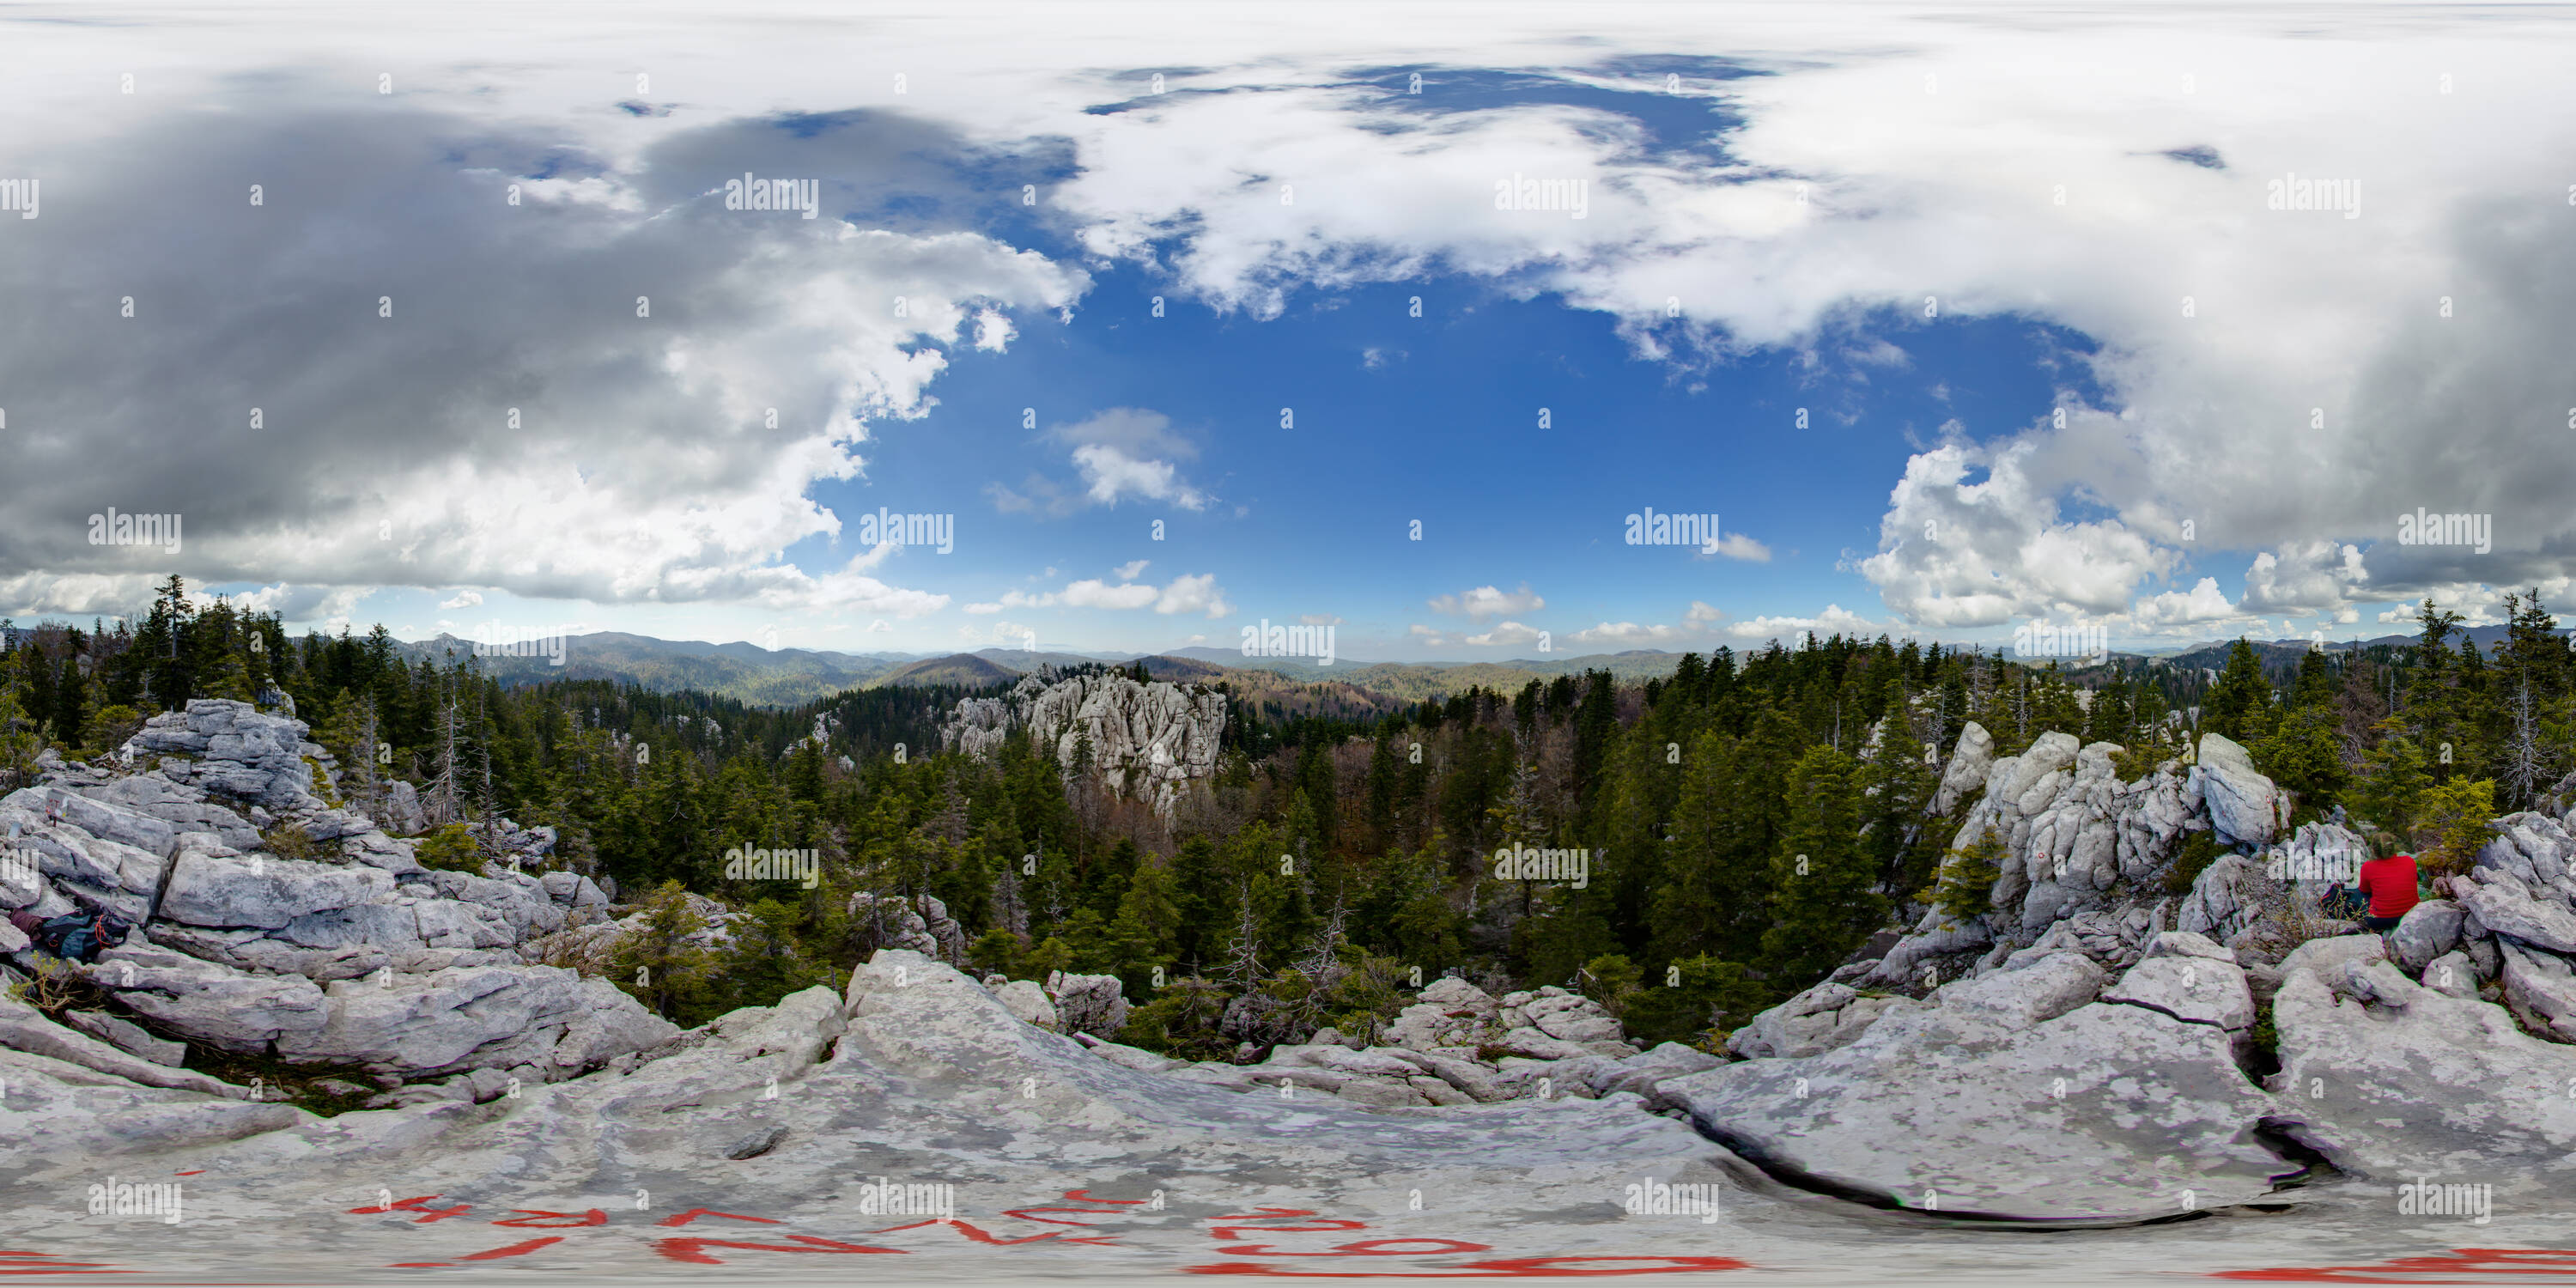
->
[9,908,130,964]
[2354,832,2421,933]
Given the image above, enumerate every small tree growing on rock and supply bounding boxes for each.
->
[611,880,719,1024]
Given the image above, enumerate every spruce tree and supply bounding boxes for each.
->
[1759,744,1881,983]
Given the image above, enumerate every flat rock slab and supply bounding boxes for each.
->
[2269,964,2576,1200]
[2103,955,2255,1030]
[1665,999,2291,1222]
[2,949,1741,1280]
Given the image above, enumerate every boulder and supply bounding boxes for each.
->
[2475,811,2574,887]
[2454,872,2576,954]
[2,786,180,861]
[1668,998,2290,1221]
[1866,909,1993,985]
[2269,964,2576,1199]
[1045,970,1130,1037]
[97,943,331,1053]
[2417,950,2481,999]
[2390,900,2466,973]
[2146,929,2239,964]
[58,1008,187,1066]
[548,975,684,1076]
[1385,980,1504,1051]
[0,995,241,1097]
[1935,951,2105,1030]
[380,781,427,835]
[2102,955,2255,1030]
[2192,733,2283,848]
[2178,854,2275,945]
[992,978,1060,1032]
[1494,1025,1594,1060]
[1727,980,1913,1060]
[1075,1034,1182,1072]
[1526,993,1625,1043]
[159,854,391,930]
[1933,720,1996,815]
[0,1044,307,1162]
[272,963,641,1078]
[2276,933,2387,984]
[2496,941,2576,1042]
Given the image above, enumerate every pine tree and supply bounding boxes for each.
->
[2204,639,2272,744]
[1759,744,1881,982]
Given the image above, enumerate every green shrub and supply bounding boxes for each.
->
[1118,976,1234,1062]
[412,823,483,872]
[2163,829,2220,895]
[260,823,324,863]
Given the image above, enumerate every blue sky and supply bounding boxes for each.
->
[3,4,2568,661]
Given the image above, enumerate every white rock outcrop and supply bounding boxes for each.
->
[940,671,1226,817]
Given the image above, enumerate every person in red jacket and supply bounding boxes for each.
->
[2355,844,2421,932]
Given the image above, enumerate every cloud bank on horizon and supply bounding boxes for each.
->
[1,2,2567,659]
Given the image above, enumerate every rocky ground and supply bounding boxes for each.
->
[3,708,2573,1283]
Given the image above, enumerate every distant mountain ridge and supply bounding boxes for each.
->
[368,623,2568,710]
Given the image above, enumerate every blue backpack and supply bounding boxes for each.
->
[37,911,131,963]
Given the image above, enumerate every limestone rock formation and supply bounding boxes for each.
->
[0,701,672,1089]
[940,671,1226,817]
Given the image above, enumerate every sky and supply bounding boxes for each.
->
[1,1,2570,663]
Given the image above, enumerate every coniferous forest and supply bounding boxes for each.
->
[5,576,2569,1057]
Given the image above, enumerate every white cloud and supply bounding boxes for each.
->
[1723,605,1874,643]
[2239,542,2370,615]
[439,590,483,610]
[1463,621,1544,647]
[1153,573,1231,617]
[966,572,1230,619]
[1684,601,1723,626]
[995,408,1212,516]
[1857,443,2176,629]
[1115,560,1150,581]
[2128,578,2244,634]
[1071,444,1208,510]
[1700,533,1771,562]
[1428,583,1545,621]
[1571,621,1687,646]
[971,308,1016,352]
[0,106,1086,618]
[1059,578,1162,611]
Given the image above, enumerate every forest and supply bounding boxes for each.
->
[4,574,2568,1058]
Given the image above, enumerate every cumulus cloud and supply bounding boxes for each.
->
[965,571,1230,618]
[1462,621,1545,647]
[1699,532,1771,562]
[1039,18,2576,620]
[1428,583,1545,621]
[439,590,483,610]
[987,408,1212,518]
[2239,542,2370,616]
[2127,578,2244,635]
[0,100,1081,622]
[1857,443,2176,629]
[1722,605,1875,643]
[15,10,2572,641]
[1570,621,1688,646]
